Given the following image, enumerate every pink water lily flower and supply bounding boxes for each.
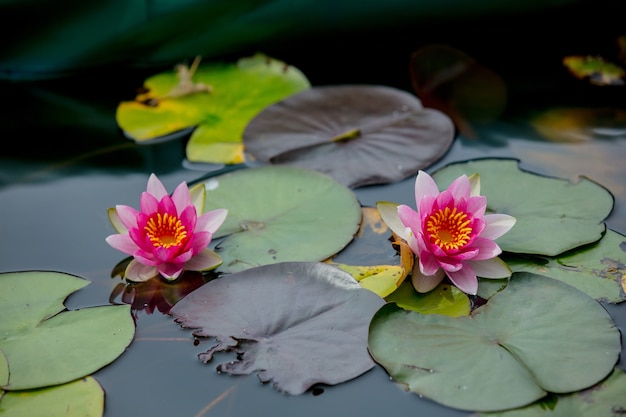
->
[106,174,227,282]
[398,170,516,295]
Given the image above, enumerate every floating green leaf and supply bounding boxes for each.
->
[506,229,626,303]
[242,85,455,188]
[478,367,626,417]
[170,262,385,395]
[199,166,362,273]
[116,53,310,164]
[385,280,470,317]
[0,377,104,417]
[368,273,621,412]
[432,158,613,256]
[0,271,135,390]
[563,55,625,86]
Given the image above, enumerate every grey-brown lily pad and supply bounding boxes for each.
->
[170,262,385,395]
[243,85,455,188]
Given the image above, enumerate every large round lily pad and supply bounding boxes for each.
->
[199,166,362,273]
[115,53,310,164]
[170,261,385,395]
[368,272,621,412]
[243,85,455,188]
[0,271,135,390]
[432,158,614,256]
[0,377,104,417]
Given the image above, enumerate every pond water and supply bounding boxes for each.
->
[1,17,625,417]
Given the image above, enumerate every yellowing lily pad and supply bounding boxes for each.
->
[198,166,361,273]
[0,377,104,417]
[432,158,614,256]
[385,280,470,317]
[0,271,135,390]
[115,53,310,164]
[326,207,413,297]
[563,55,625,86]
[368,273,621,412]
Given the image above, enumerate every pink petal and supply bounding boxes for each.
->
[106,234,139,256]
[481,214,517,240]
[125,260,158,282]
[171,181,191,214]
[446,264,478,295]
[468,237,502,260]
[198,208,228,235]
[447,174,471,200]
[114,205,139,230]
[411,264,445,293]
[179,205,198,231]
[146,173,168,200]
[418,194,436,222]
[140,192,159,215]
[185,249,223,271]
[468,257,512,278]
[158,195,178,217]
[437,256,464,272]
[414,170,439,206]
[133,250,159,266]
[405,233,421,258]
[158,262,185,281]
[466,195,487,218]
[418,250,442,276]
[189,231,211,253]
[398,205,420,231]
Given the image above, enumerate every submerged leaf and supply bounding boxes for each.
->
[409,44,508,138]
[170,262,385,395]
[0,271,135,390]
[0,377,104,417]
[432,158,614,256]
[243,84,455,188]
[199,166,362,273]
[368,273,621,411]
[116,53,310,164]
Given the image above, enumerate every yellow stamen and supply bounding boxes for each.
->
[145,213,188,248]
[425,207,472,251]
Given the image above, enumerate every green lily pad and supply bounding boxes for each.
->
[0,271,135,390]
[115,53,310,164]
[432,158,613,256]
[0,377,104,417]
[242,84,455,188]
[506,229,626,303]
[385,280,470,317]
[563,55,625,86]
[478,367,626,417]
[199,166,362,273]
[170,262,385,395]
[368,273,621,412]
